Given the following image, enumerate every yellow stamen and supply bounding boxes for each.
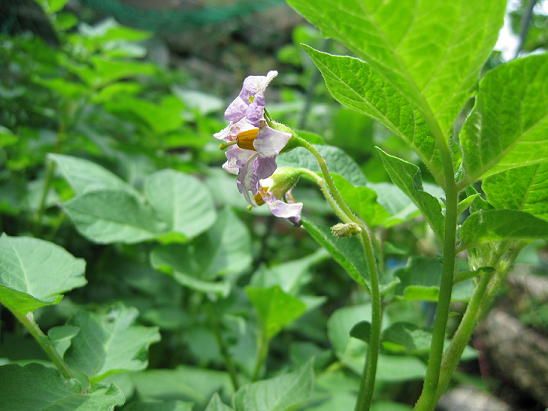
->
[254,192,265,206]
[236,127,259,150]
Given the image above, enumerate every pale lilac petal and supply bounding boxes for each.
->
[265,195,303,223]
[223,146,254,175]
[236,155,277,204]
[255,156,277,182]
[225,97,248,122]
[214,124,232,141]
[239,71,278,101]
[253,126,292,157]
[245,94,266,126]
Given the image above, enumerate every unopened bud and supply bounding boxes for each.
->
[331,222,362,237]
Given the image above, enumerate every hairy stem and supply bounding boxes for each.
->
[13,310,74,379]
[297,137,382,411]
[414,179,458,411]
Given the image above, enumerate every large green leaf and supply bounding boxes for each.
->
[460,210,548,248]
[376,148,444,238]
[483,163,548,220]
[150,208,251,295]
[205,394,233,411]
[48,154,137,196]
[0,234,86,314]
[302,47,444,184]
[63,305,160,382]
[278,145,367,185]
[124,401,193,411]
[64,189,166,244]
[460,54,548,184]
[288,0,505,133]
[144,169,216,241]
[246,286,307,340]
[233,362,314,411]
[0,364,124,411]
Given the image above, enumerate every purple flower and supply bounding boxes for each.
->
[215,71,298,222]
[224,71,278,126]
[255,177,303,225]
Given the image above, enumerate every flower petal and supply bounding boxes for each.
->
[265,194,303,223]
[223,146,254,175]
[253,126,292,157]
[224,97,249,123]
[239,71,278,102]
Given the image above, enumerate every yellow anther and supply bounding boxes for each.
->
[236,127,259,150]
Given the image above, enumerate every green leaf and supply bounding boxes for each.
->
[124,401,193,411]
[395,257,473,302]
[49,154,138,196]
[460,54,548,184]
[246,286,307,340]
[150,208,251,295]
[233,361,314,411]
[0,234,86,314]
[205,394,233,411]
[376,148,444,238]
[302,47,444,184]
[367,183,420,226]
[380,323,432,355]
[63,305,160,383]
[64,189,166,244]
[302,219,368,289]
[144,170,216,241]
[132,366,232,404]
[333,175,391,227]
[483,163,548,220]
[289,0,505,133]
[48,325,80,357]
[460,210,548,248]
[278,145,366,185]
[0,364,124,411]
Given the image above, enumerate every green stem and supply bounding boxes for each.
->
[35,161,56,227]
[12,310,74,379]
[211,315,240,390]
[355,227,382,411]
[252,332,269,381]
[414,179,458,411]
[297,137,382,411]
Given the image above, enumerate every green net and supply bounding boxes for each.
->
[81,0,285,32]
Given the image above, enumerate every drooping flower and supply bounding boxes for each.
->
[214,71,295,218]
[254,171,303,225]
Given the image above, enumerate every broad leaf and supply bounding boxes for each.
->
[132,366,232,404]
[64,189,166,244]
[279,145,366,186]
[289,0,505,133]
[205,394,233,411]
[483,163,548,220]
[145,169,216,241]
[150,208,251,295]
[246,286,307,339]
[49,154,137,196]
[460,210,548,248]
[302,47,444,185]
[368,183,420,226]
[460,54,548,184]
[124,401,193,411]
[63,305,160,382]
[0,234,86,314]
[376,148,444,238]
[0,364,124,411]
[233,361,314,411]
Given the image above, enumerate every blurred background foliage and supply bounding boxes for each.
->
[0,1,546,410]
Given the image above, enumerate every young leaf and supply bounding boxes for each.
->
[0,234,86,314]
[0,364,124,411]
[150,208,251,296]
[376,148,444,238]
[278,145,367,185]
[48,154,137,196]
[288,0,505,133]
[246,286,307,340]
[144,169,217,241]
[483,163,548,220]
[460,210,548,248]
[63,305,160,383]
[64,189,166,244]
[233,361,314,411]
[460,54,548,184]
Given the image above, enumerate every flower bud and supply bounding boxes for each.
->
[331,222,362,237]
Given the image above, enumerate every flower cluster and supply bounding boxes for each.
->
[214,71,302,224]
